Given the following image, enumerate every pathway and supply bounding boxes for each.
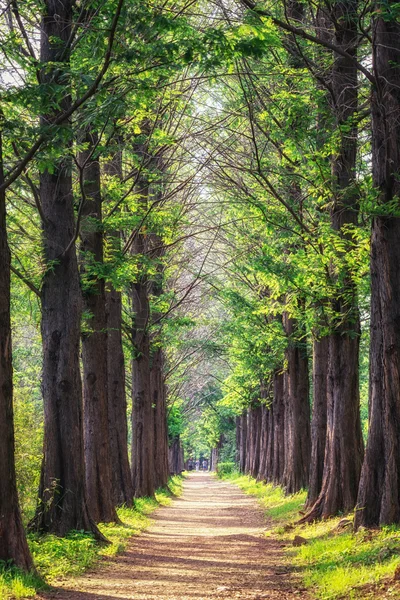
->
[41,473,307,599]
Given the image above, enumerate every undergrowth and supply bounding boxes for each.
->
[221,472,400,599]
[0,475,184,600]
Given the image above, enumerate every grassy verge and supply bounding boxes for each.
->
[220,472,400,599]
[0,475,184,600]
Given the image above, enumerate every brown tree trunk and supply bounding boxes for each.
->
[306,337,329,508]
[152,348,169,489]
[32,0,101,537]
[257,404,268,481]
[79,133,117,523]
[104,153,134,507]
[239,412,247,473]
[355,6,400,528]
[235,415,241,467]
[131,318,154,496]
[302,0,364,521]
[282,316,311,493]
[0,130,33,570]
[249,406,262,478]
[169,437,183,474]
[272,369,285,484]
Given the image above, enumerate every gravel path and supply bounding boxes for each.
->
[41,472,308,599]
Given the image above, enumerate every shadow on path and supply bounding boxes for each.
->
[39,473,308,599]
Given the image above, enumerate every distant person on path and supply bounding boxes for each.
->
[195,460,200,471]
[202,460,207,471]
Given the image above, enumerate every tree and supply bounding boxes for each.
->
[355,2,400,528]
[0,127,33,571]
[32,0,101,537]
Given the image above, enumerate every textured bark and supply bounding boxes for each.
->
[32,0,100,537]
[257,404,268,481]
[106,287,134,505]
[169,437,184,475]
[131,315,154,497]
[80,133,117,523]
[152,348,169,489]
[249,406,262,478]
[282,316,311,493]
[235,416,241,467]
[272,370,285,485]
[0,130,33,570]
[306,337,329,508]
[104,154,134,507]
[355,7,400,528]
[239,413,247,473]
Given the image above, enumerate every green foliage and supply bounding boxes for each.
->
[216,462,236,476]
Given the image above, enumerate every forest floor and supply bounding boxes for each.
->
[39,472,308,600]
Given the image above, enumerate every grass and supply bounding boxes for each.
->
[0,475,184,600]
[220,472,400,599]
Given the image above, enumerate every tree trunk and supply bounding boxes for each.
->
[104,153,134,507]
[32,0,101,537]
[239,412,247,473]
[282,316,311,493]
[235,415,241,467]
[257,404,268,481]
[250,406,262,478]
[152,348,169,489]
[306,336,328,508]
[169,437,183,475]
[0,129,33,570]
[80,132,117,523]
[272,369,285,484]
[131,319,154,497]
[355,7,400,528]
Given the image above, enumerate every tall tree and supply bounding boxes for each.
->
[104,149,135,506]
[303,0,364,520]
[79,131,117,523]
[0,128,33,571]
[32,0,100,536]
[355,1,400,528]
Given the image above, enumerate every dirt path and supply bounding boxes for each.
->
[41,473,308,599]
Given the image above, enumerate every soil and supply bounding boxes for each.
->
[40,472,309,599]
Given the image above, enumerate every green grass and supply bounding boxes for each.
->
[220,472,400,599]
[1,475,184,600]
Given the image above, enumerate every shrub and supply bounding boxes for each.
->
[217,461,236,476]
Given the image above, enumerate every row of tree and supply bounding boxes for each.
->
[200,0,400,530]
[2,0,400,581]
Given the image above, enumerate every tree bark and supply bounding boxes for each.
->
[306,336,329,508]
[272,369,285,484]
[235,415,241,467]
[152,348,169,489]
[0,129,33,570]
[282,316,311,493]
[169,436,184,475]
[239,412,247,473]
[80,132,117,523]
[257,404,268,481]
[355,5,400,528]
[32,0,101,537]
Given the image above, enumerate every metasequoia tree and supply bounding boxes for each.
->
[32,0,101,536]
[79,131,117,523]
[0,128,33,570]
[104,146,135,506]
[355,2,400,528]
[300,0,364,520]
